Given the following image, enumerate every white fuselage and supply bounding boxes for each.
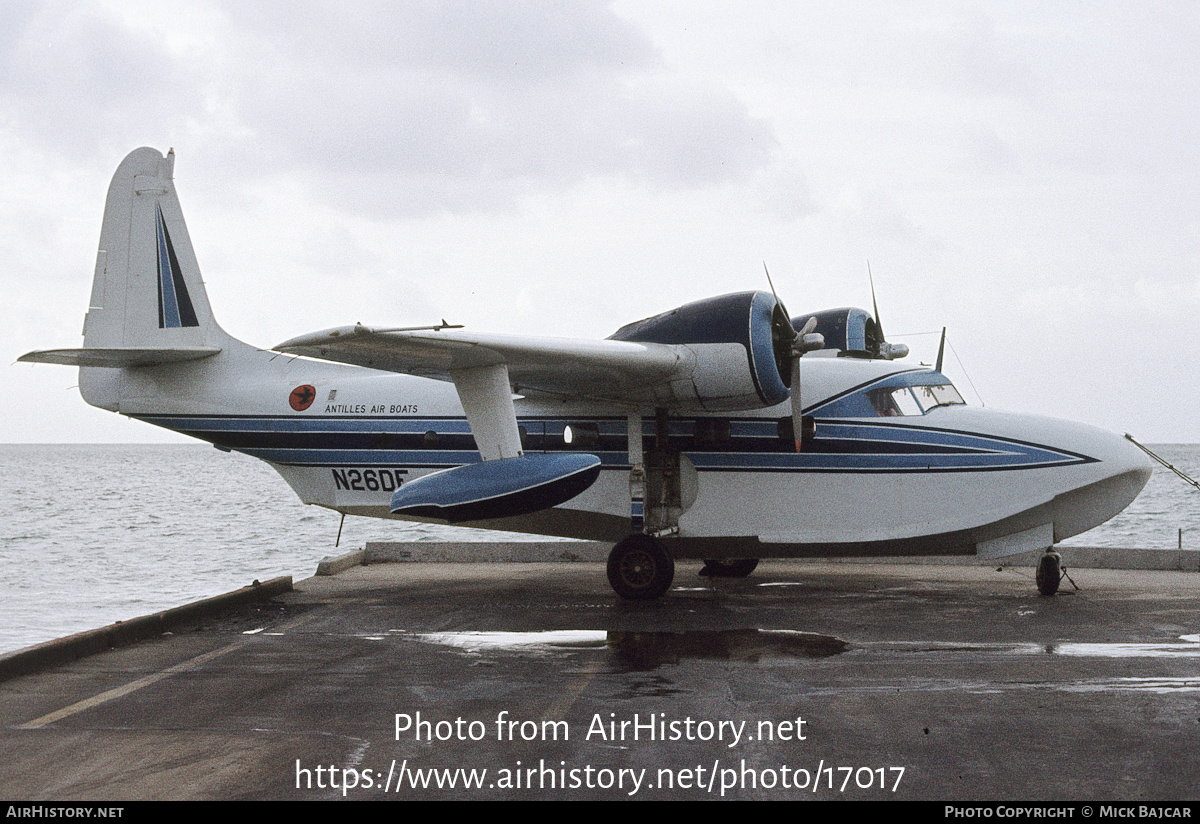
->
[107,347,1153,561]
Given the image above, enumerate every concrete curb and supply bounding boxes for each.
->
[0,576,293,683]
[1031,546,1200,572]
[363,541,610,563]
[316,548,366,576]
[810,546,1200,571]
[356,542,1200,570]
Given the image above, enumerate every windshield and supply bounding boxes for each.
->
[912,383,965,412]
[867,383,965,417]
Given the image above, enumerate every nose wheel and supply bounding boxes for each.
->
[607,534,674,600]
[1036,548,1062,596]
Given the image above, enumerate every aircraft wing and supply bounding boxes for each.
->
[274,324,685,406]
[276,294,796,462]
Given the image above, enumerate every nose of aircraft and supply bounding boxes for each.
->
[1114,433,1157,485]
[1100,427,1155,489]
[947,404,1155,542]
[1052,423,1154,541]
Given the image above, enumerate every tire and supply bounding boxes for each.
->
[699,558,760,578]
[1036,550,1062,596]
[607,534,675,600]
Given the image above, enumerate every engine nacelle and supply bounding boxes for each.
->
[608,291,791,411]
[798,307,908,360]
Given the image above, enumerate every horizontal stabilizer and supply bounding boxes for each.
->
[390,453,602,523]
[19,346,221,368]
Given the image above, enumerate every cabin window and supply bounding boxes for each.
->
[563,422,599,448]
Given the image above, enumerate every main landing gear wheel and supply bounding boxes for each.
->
[607,534,675,600]
[699,558,760,578]
[1036,549,1062,596]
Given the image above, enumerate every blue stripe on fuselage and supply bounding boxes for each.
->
[132,414,1095,474]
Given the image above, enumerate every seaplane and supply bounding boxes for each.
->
[21,147,1153,599]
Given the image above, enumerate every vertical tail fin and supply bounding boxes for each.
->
[19,148,230,410]
[83,147,224,351]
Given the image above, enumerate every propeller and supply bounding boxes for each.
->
[764,263,823,451]
[867,261,909,361]
[788,315,823,451]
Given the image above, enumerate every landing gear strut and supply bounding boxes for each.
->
[1036,548,1062,596]
[609,407,679,600]
[699,558,760,578]
[607,534,674,600]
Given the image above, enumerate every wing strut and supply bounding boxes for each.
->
[388,362,602,521]
[451,363,523,460]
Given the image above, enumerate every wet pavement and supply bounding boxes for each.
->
[1,559,1198,800]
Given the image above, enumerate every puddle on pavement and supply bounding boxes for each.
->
[415,628,849,668]
[868,635,1200,659]
[1047,640,1200,658]
[412,629,1199,677]
[416,630,609,652]
[1055,677,1200,694]
[607,629,848,669]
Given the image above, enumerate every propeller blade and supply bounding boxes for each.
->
[764,261,798,345]
[762,264,820,452]
[791,356,803,451]
[865,262,909,360]
[763,262,783,309]
[791,316,820,452]
[868,260,883,340]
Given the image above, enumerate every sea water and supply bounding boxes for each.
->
[0,444,536,654]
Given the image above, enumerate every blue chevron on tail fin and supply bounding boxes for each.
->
[155,203,199,329]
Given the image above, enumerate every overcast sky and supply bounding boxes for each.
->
[5,0,1199,443]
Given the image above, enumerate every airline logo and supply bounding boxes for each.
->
[155,204,199,328]
[290,385,317,411]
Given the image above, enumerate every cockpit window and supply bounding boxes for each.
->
[868,387,919,416]
[867,383,965,416]
[912,383,965,412]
